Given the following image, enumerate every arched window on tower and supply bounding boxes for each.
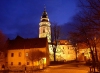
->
[43,27,45,33]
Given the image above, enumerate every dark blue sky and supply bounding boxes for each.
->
[0,0,80,39]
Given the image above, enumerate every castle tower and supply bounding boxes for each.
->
[39,7,51,43]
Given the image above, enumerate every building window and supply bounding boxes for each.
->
[19,52,21,57]
[27,62,30,65]
[11,53,14,57]
[18,62,21,65]
[43,27,45,33]
[26,52,28,56]
[11,62,13,65]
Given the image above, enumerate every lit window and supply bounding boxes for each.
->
[27,62,30,65]
[43,27,45,33]
[18,62,21,65]
[11,53,14,57]
[26,52,28,56]
[19,52,21,57]
[11,62,13,65]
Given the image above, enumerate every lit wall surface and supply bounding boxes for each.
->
[49,44,76,61]
[7,48,48,70]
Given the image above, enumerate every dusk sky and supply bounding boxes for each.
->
[0,0,80,39]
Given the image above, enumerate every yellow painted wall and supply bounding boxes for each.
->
[7,47,49,68]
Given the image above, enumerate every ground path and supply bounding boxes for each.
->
[34,63,90,73]
[7,62,90,73]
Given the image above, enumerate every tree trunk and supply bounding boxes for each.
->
[90,48,96,73]
[75,48,78,62]
[54,51,56,62]
[94,45,98,62]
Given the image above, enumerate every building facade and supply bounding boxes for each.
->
[6,36,49,70]
[39,8,76,62]
[49,40,76,61]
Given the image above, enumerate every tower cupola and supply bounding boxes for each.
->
[41,7,49,22]
[40,7,50,27]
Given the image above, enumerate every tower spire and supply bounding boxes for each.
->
[40,6,49,22]
[44,4,46,11]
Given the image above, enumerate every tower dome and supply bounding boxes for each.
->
[40,7,49,23]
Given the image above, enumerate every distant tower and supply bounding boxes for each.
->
[39,7,51,43]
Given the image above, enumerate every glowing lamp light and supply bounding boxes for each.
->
[42,57,46,64]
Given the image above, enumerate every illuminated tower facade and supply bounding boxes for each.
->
[39,8,51,43]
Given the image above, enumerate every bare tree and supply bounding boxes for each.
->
[51,22,61,62]
[68,18,100,70]
[77,0,100,72]
[0,31,7,52]
[68,0,100,71]
[27,49,45,70]
[0,31,7,69]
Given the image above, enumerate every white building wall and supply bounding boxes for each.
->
[49,44,76,61]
